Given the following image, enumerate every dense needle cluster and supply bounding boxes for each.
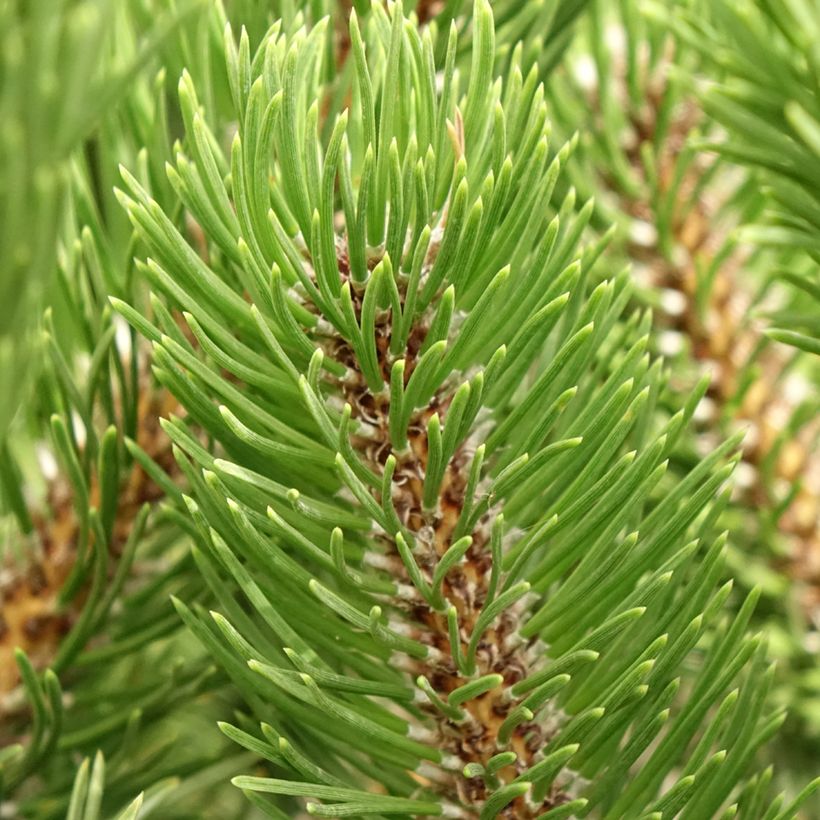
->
[1,1,819,819]
[106,2,814,817]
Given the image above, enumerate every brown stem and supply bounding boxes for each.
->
[327,258,568,817]
[0,383,178,705]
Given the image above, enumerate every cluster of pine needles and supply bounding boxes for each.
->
[0,1,818,818]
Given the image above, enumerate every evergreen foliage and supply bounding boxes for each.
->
[543,0,820,790]
[0,1,818,819]
[0,0,202,437]
[673,0,820,356]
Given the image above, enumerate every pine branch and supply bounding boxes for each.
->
[548,0,820,625]
[541,1,820,801]
[0,0,205,438]
[1,1,816,818]
[108,2,810,816]
[0,9,240,811]
[669,0,820,355]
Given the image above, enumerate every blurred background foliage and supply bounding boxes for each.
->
[545,0,820,796]
[0,0,209,438]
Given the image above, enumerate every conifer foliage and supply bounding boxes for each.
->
[674,0,820,356]
[109,2,813,817]
[1,1,819,819]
